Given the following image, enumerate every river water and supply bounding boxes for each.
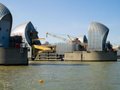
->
[0,61,120,90]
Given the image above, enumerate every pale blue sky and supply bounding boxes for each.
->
[0,0,120,44]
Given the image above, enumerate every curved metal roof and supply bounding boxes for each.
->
[11,21,40,46]
[0,3,12,47]
[88,22,109,51]
[11,21,35,36]
[0,3,11,19]
[88,22,109,35]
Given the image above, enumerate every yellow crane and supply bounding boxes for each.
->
[32,38,53,51]
[32,38,45,41]
[32,38,56,52]
[31,38,56,60]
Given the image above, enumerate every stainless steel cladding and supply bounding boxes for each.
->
[55,42,73,54]
[0,3,12,47]
[11,21,41,46]
[88,22,109,51]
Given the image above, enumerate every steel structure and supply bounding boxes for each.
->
[0,3,12,47]
[11,21,40,46]
[88,22,109,51]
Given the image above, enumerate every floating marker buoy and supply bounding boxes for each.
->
[39,80,44,84]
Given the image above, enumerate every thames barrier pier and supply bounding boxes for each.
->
[64,22,117,61]
[0,3,28,65]
[0,3,117,65]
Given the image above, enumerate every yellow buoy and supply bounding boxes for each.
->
[39,80,44,84]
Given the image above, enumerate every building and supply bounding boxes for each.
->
[0,3,12,47]
[88,22,109,51]
[11,21,40,46]
[0,3,28,65]
[11,21,41,58]
[64,22,117,61]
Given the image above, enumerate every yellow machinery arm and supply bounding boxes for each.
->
[33,45,51,51]
[32,38,45,41]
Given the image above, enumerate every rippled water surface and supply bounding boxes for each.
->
[0,61,120,90]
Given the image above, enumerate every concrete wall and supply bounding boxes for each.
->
[64,51,82,61]
[64,51,117,61]
[0,48,28,65]
[82,51,117,61]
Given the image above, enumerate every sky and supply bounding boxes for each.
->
[0,0,120,44]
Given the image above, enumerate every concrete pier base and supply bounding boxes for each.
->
[0,48,28,65]
[64,51,117,61]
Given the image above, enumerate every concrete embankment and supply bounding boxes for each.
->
[64,51,117,61]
